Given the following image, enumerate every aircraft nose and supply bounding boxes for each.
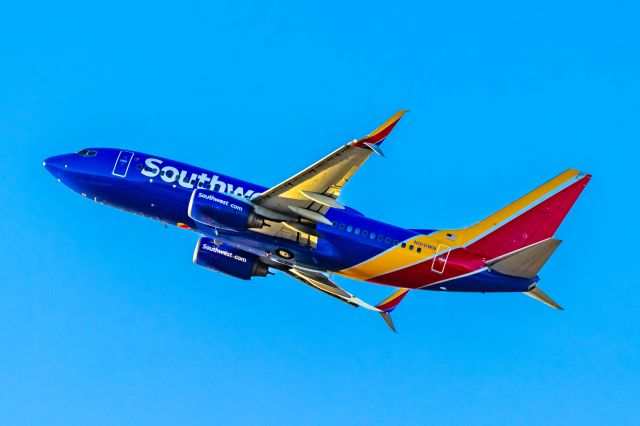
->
[43,154,68,178]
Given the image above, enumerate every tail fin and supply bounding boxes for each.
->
[463,169,591,260]
[462,170,590,311]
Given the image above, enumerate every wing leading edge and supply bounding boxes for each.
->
[252,111,407,225]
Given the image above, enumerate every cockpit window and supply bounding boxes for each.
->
[77,149,97,157]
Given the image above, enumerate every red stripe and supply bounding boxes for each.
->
[369,248,485,289]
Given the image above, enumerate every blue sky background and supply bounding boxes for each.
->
[0,1,638,424]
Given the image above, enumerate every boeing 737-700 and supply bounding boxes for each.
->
[44,111,591,331]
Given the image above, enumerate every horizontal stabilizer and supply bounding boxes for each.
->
[487,238,562,280]
[524,286,563,310]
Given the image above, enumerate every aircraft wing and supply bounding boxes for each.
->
[252,111,407,224]
[281,266,409,332]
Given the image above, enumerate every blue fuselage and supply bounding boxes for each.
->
[44,148,420,272]
[44,147,534,293]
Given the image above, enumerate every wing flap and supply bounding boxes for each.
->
[282,267,409,332]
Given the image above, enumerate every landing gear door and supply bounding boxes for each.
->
[431,244,450,274]
[112,150,134,177]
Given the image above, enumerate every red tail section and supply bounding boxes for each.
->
[464,170,591,260]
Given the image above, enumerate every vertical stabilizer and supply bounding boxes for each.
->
[463,170,590,260]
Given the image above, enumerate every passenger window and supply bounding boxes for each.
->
[393,240,399,245]
[346,225,353,232]
[354,228,361,235]
[377,235,383,242]
[409,245,414,251]
[198,182,203,187]
[385,237,391,244]
[339,224,345,230]
[370,232,376,240]
[362,230,368,237]
[160,171,165,176]
[332,222,337,227]
[137,164,143,170]
[401,242,406,248]
[417,247,422,253]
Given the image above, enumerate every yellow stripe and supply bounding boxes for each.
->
[348,111,408,147]
[339,234,446,280]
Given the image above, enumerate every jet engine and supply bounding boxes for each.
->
[188,189,266,231]
[193,237,269,280]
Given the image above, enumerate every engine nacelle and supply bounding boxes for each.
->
[188,189,265,231]
[193,237,269,280]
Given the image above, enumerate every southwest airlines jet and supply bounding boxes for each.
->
[44,112,591,331]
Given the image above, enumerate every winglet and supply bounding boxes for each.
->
[375,288,410,333]
[349,110,408,149]
[379,312,397,333]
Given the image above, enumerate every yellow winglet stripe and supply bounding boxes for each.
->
[376,288,409,311]
[349,110,408,146]
[364,110,408,139]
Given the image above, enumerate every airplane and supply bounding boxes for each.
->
[43,111,591,331]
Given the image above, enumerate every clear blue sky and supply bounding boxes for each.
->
[0,1,638,424]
